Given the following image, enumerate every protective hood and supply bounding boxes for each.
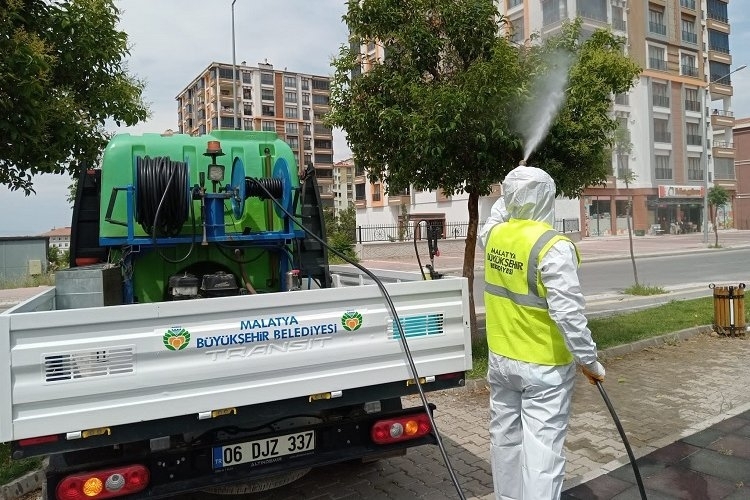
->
[502,165,555,226]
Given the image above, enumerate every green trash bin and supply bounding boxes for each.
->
[710,283,746,336]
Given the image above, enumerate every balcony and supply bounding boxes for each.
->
[711,109,736,128]
[682,31,697,44]
[612,19,626,31]
[577,9,607,22]
[649,22,667,36]
[708,10,729,24]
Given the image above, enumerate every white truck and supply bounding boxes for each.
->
[1,131,472,500]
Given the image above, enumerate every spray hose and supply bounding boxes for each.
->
[595,380,647,499]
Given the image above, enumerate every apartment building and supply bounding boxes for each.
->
[175,61,336,208]
[500,0,738,236]
[332,158,356,213]
[38,227,71,250]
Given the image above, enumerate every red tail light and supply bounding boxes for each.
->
[18,435,59,446]
[371,413,432,444]
[56,465,149,499]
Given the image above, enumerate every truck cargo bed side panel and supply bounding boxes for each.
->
[2,279,471,442]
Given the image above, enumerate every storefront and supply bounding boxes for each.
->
[646,185,704,234]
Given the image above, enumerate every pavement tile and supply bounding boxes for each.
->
[642,465,738,500]
[562,474,633,499]
[680,449,750,483]
[706,434,750,460]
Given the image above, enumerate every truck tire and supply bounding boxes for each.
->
[200,467,311,495]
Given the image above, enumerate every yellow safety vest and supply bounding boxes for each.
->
[484,219,580,365]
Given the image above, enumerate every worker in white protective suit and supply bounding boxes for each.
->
[480,165,605,500]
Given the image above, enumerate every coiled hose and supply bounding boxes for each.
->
[136,156,189,237]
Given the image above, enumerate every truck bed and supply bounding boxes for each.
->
[0,278,471,443]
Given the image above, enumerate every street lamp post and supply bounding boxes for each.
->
[231,0,238,130]
[702,64,746,243]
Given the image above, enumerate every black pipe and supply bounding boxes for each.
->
[595,380,647,499]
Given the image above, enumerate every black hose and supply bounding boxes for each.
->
[136,156,189,236]
[413,221,426,280]
[246,178,467,500]
[595,380,647,499]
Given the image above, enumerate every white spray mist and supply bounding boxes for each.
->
[516,50,573,162]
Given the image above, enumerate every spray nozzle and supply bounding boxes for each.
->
[519,160,527,167]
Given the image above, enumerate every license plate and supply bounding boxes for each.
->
[212,431,315,469]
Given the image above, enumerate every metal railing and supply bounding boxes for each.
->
[685,100,701,112]
[686,134,702,146]
[649,22,667,35]
[712,109,734,117]
[649,58,667,71]
[354,219,580,243]
[681,0,696,9]
[682,31,698,44]
[652,95,670,108]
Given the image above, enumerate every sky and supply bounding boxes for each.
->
[2,0,750,236]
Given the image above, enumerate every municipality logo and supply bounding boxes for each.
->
[341,311,363,331]
[163,327,191,351]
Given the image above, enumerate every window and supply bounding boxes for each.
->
[243,88,252,100]
[372,184,381,202]
[315,153,333,164]
[243,104,252,115]
[685,88,700,112]
[312,78,330,90]
[220,116,234,128]
[681,18,697,44]
[261,72,274,85]
[714,157,735,180]
[355,184,366,201]
[649,9,666,35]
[654,118,671,143]
[577,0,607,22]
[218,67,234,79]
[261,89,274,101]
[708,29,730,54]
[285,106,298,119]
[508,0,523,7]
[681,0,696,10]
[262,121,275,131]
[654,155,672,180]
[284,75,296,88]
[243,118,253,130]
[652,82,669,108]
[262,105,274,117]
[286,122,298,134]
[680,53,698,77]
[301,78,310,90]
[509,17,524,43]
[315,124,332,135]
[711,61,732,85]
[688,156,703,180]
[707,0,728,23]
[686,122,702,145]
[648,45,667,71]
[285,91,297,103]
[314,139,332,149]
[303,109,311,120]
[612,6,626,31]
[302,93,310,105]
[304,138,311,150]
[241,70,252,83]
[312,94,330,105]
[303,123,311,136]
[286,136,299,149]
[542,0,565,26]
[304,153,312,165]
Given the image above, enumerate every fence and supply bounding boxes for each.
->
[355,219,580,243]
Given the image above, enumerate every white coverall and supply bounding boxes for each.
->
[480,166,605,500]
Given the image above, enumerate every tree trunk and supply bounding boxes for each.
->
[626,196,639,286]
[464,191,480,342]
[712,206,719,247]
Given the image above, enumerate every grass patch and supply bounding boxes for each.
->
[468,297,719,379]
[0,443,42,485]
[0,273,55,290]
[623,283,667,295]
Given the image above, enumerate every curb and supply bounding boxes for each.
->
[0,459,46,500]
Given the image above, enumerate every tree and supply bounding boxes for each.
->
[708,185,730,248]
[328,1,641,336]
[1,0,148,194]
[324,206,359,263]
[614,121,639,287]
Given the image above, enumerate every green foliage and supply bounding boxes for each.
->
[623,283,666,296]
[324,206,358,263]
[0,0,149,194]
[0,273,55,290]
[0,443,43,485]
[468,297,717,378]
[708,185,731,247]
